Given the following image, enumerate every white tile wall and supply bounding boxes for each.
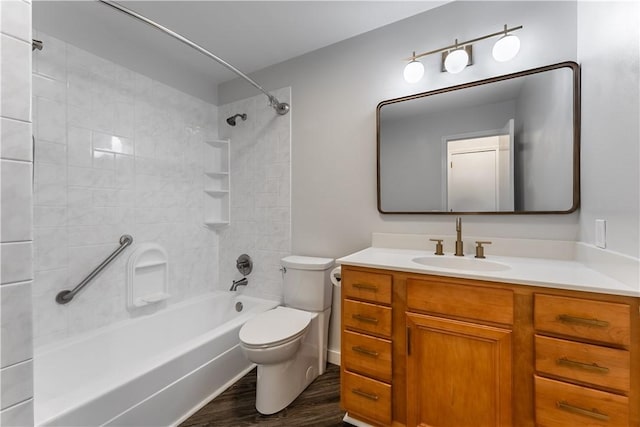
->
[0,34,31,121]
[0,242,33,284]
[0,160,33,242]
[0,282,33,368]
[1,2,34,424]
[218,88,292,301]
[31,32,219,347]
[0,360,33,410]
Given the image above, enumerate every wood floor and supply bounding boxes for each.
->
[180,363,348,427]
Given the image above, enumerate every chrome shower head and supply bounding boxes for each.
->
[226,113,247,126]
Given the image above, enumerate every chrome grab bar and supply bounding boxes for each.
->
[56,235,133,304]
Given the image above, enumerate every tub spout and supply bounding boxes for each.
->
[230,278,248,291]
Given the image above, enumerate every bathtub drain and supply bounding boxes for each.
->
[235,301,243,312]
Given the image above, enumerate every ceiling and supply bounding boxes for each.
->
[33,1,448,104]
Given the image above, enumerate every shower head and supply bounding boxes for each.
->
[226,113,247,126]
[32,39,43,51]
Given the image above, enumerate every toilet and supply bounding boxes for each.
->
[239,255,334,415]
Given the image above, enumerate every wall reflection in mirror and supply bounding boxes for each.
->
[377,62,580,214]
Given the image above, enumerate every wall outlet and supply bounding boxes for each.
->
[595,219,606,249]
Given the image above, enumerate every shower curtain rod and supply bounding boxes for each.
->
[98,0,290,115]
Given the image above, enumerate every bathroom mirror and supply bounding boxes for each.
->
[377,61,580,214]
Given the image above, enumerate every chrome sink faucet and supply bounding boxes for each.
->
[454,217,464,256]
[230,277,248,291]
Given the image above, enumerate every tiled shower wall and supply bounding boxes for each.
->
[1,0,35,424]
[218,88,291,301]
[31,32,219,348]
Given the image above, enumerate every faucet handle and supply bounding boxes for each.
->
[474,241,492,259]
[429,238,444,256]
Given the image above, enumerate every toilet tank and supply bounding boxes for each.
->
[281,256,334,311]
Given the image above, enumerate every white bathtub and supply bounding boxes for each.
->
[34,292,279,426]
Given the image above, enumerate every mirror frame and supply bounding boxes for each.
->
[376,61,581,215]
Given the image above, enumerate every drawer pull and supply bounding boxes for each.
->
[353,283,378,291]
[557,357,610,374]
[557,314,609,328]
[556,401,610,421]
[352,388,379,401]
[352,346,379,357]
[352,314,379,324]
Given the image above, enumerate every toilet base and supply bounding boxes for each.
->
[255,348,318,414]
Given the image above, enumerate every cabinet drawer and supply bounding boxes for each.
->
[343,269,392,305]
[343,299,392,338]
[407,278,513,325]
[534,294,630,346]
[342,370,392,426]
[535,335,630,392]
[343,330,392,383]
[535,375,629,427]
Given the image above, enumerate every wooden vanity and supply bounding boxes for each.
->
[340,264,639,427]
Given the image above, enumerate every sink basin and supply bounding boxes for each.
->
[412,256,511,272]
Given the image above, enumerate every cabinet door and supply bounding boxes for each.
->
[406,313,512,427]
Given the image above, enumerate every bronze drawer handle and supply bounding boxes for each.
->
[352,388,379,401]
[352,346,379,357]
[557,357,610,374]
[557,314,609,328]
[353,283,378,291]
[352,314,379,324]
[556,401,610,421]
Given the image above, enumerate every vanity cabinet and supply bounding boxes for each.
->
[341,269,394,426]
[405,278,513,427]
[534,294,632,427]
[340,265,640,427]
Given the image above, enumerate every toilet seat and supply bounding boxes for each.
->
[240,307,314,349]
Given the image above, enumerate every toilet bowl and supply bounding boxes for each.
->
[239,306,314,365]
[238,255,334,415]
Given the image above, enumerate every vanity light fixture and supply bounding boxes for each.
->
[403,51,425,83]
[402,24,523,83]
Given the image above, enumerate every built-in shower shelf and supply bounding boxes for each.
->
[134,292,170,306]
[205,190,229,197]
[203,139,230,226]
[204,221,230,227]
[205,172,229,178]
[135,261,168,269]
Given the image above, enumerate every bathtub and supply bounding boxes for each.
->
[34,292,279,426]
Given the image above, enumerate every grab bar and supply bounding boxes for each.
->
[56,235,133,304]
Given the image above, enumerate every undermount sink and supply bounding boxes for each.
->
[412,256,511,272]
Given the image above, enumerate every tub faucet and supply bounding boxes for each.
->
[454,217,464,256]
[230,277,248,291]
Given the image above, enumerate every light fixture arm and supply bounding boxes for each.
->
[404,25,523,61]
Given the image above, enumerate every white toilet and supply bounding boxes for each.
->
[239,255,334,415]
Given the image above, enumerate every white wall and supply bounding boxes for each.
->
[217,88,291,302]
[219,1,580,259]
[0,0,35,424]
[31,33,220,348]
[577,1,640,258]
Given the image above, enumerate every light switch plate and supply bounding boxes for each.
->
[595,219,606,249]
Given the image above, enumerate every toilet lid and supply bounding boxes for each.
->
[240,306,314,348]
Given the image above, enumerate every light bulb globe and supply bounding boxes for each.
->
[403,60,424,83]
[492,34,520,62]
[444,49,469,74]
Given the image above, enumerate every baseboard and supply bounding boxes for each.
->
[327,349,341,366]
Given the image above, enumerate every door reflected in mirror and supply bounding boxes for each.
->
[377,62,580,214]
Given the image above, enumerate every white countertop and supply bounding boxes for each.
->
[337,247,640,297]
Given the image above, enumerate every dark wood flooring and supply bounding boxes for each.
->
[180,363,348,427]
